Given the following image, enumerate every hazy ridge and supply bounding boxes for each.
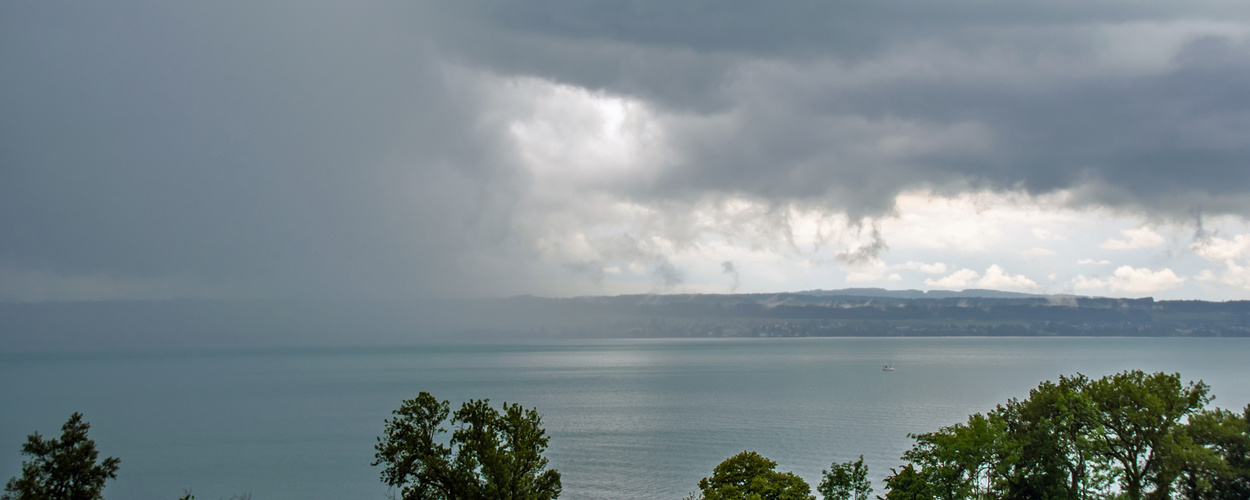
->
[4,289,1249,352]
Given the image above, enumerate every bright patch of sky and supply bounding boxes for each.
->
[472,74,1250,300]
[523,183,1250,300]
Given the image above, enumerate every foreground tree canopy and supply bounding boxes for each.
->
[695,451,815,500]
[819,455,872,500]
[2,413,120,500]
[879,370,1249,500]
[690,370,1247,500]
[6,371,1246,499]
[373,392,562,500]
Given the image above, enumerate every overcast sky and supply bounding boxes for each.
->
[3,1,1250,302]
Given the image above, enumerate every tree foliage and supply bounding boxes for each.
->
[880,370,1246,500]
[902,412,1005,500]
[1179,405,1250,500]
[696,451,814,500]
[1085,370,1211,499]
[373,392,561,500]
[996,374,1107,499]
[818,455,871,500]
[2,413,120,500]
[880,464,931,500]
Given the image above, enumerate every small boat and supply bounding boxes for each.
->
[882,365,896,371]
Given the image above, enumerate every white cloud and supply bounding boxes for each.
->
[925,268,980,289]
[895,261,948,274]
[1191,234,1250,261]
[1032,228,1066,241]
[924,265,1037,290]
[1190,234,1250,291]
[1023,247,1056,257]
[1099,227,1165,250]
[844,271,881,283]
[845,258,892,283]
[1195,260,1250,290]
[506,78,672,192]
[977,265,1039,290]
[1077,258,1112,265]
[887,190,1075,253]
[1072,266,1185,294]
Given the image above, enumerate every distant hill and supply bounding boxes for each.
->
[797,288,1046,299]
[3,292,1249,352]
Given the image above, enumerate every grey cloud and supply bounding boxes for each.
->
[563,261,607,286]
[651,259,685,290]
[836,225,890,266]
[552,233,692,292]
[1192,211,1211,243]
[422,1,1250,221]
[424,1,1249,107]
[649,37,1250,220]
[434,1,1243,60]
[0,1,538,299]
[4,1,1250,301]
[721,261,739,292]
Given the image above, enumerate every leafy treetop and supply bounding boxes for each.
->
[374,392,561,500]
[3,413,120,500]
[696,451,814,500]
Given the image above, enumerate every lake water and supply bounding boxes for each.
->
[2,337,1249,499]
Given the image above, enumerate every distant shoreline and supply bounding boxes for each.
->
[3,292,1249,352]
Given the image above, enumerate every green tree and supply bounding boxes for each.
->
[373,392,561,500]
[817,455,871,500]
[996,374,1105,499]
[697,451,815,500]
[881,370,1223,500]
[3,413,120,500]
[901,412,1005,499]
[1179,405,1250,499]
[880,465,932,500]
[1085,370,1211,500]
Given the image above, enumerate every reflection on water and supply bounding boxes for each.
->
[2,337,1248,499]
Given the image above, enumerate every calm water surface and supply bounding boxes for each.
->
[2,337,1248,499]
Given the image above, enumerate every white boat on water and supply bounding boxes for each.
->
[882,365,896,371]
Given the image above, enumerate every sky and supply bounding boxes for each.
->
[2,1,1250,302]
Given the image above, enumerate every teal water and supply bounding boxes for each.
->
[2,337,1248,499]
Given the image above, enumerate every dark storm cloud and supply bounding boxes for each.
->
[653,35,1250,218]
[424,0,1250,217]
[424,1,1244,106]
[3,1,1249,300]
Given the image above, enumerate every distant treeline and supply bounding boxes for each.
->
[3,292,1249,351]
[479,293,1250,339]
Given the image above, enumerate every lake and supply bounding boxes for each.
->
[2,337,1248,499]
